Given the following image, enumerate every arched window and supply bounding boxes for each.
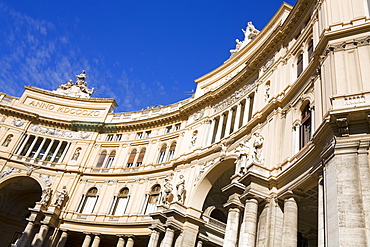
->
[96,151,107,168]
[307,39,313,60]
[77,187,99,214]
[109,187,130,216]
[300,104,312,149]
[126,149,137,168]
[167,142,176,161]
[157,144,167,163]
[210,208,227,223]
[105,151,116,168]
[297,53,304,77]
[136,148,146,167]
[143,185,161,214]
[2,134,13,147]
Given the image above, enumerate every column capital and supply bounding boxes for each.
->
[280,191,300,202]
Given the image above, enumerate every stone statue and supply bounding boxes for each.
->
[39,186,52,206]
[176,175,185,203]
[53,186,68,207]
[191,131,197,146]
[252,132,264,164]
[72,148,80,161]
[230,39,244,56]
[53,70,94,99]
[242,22,260,43]
[2,135,12,147]
[235,142,249,174]
[162,178,173,205]
[264,84,270,101]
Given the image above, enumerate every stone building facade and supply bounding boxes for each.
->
[1,0,370,246]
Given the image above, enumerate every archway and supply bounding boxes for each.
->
[191,157,236,212]
[0,176,42,246]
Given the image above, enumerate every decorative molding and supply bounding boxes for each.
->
[23,164,41,176]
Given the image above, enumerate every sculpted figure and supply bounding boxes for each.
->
[176,175,185,203]
[72,148,81,161]
[191,131,197,147]
[2,135,12,147]
[252,132,264,164]
[39,186,52,206]
[162,178,173,205]
[242,22,260,43]
[235,142,249,174]
[53,186,68,207]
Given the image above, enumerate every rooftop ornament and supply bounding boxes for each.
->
[230,21,260,57]
[53,70,94,99]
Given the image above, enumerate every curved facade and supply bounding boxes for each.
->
[1,0,370,246]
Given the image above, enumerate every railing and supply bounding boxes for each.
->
[203,215,226,231]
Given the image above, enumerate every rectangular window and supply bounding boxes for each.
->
[165,126,172,133]
[145,131,151,138]
[136,132,143,139]
[175,123,181,131]
[106,135,114,141]
[115,134,122,141]
[297,54,303,77]
[307,39,313,61]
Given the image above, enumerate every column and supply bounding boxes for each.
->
[25,136,39,157]
[81,233,92,247]
[91,234,100,247]
[242,96,251,126]
[58,142,71,163]
[50,141,62,162]
[317,176,325,247]
[238,198,258,247]
[116,236,125,247]
[16,221,35,247]
[148,230,160,247]
[281,197,298,247]
[161,227,175,247]
[126,237,134,247]
[196,240,203,247]
[224,207,241,247]
[16,134,30,155]
[33,138,46,159]
[33,224,49,247]
[56,231,68,247]
[215,114,224,142]
[41,139,54,161]
[207,119,215,145]
[234,103,241,131]
[225,109,233,136]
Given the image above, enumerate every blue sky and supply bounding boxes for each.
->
[0,0,296,112]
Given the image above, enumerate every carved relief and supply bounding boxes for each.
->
[0,166,21,179]
[11,118,25,127]
[80,132,91,139]
[213,83,253,113]
[29,124,74,138]
[39,174,53,187]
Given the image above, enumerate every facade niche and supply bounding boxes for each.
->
[300,103,312,149]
